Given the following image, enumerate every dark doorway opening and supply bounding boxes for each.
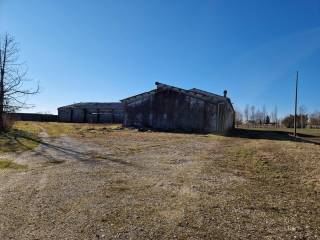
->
[97,109,100,123]
[70,109,74,122]
[83,109,87,123]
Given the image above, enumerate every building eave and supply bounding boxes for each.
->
[121,82,231,106]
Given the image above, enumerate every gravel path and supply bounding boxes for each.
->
[1,129,319,239]
[0,131,226,239]
[0,131,138,239]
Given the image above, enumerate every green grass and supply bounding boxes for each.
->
[294,128,320,137]
[0,129,40,153]
[0,159,26,170]
[239,126,320,137]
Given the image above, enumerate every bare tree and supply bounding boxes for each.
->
[310,111,320,127]
[235,108,243,127]
[0,33,38,130]
[244,104,249,123]
[271,105,278,125]
[262,105,267,123]
[255,108,264,125]
[250,105,255,122]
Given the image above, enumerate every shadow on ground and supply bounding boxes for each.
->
[228,128,320,145]
[3,130,137,167]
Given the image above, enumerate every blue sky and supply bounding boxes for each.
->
[1,0,319,117]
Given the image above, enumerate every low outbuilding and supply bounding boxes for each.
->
[58,102,124,123]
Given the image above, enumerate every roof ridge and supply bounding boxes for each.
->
[120,82,232,106]
[58,102,123,110]
[189,88,225,98]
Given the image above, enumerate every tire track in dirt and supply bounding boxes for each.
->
[0,128,115,239]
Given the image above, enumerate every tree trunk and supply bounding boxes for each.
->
[0,33,38,131]
[0,36,7,131]
[0,67,4,131]
[0,72,4,131]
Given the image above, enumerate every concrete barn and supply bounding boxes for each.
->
[121,82,235,133]
[58,102,124,123]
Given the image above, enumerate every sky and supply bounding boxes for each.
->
[0,0,320,117]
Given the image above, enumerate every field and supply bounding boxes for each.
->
[0,122,320,239]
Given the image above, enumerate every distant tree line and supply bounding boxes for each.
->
[236,105,279,128]
[281,106,320,129]
[282,114,308,128]
[309,111,320,127]
[235,104,320,129]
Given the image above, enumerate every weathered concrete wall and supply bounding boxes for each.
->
[58,109,72,122]
[223,103,235,132]
[216,102,234,133]
[123,89,227,133]
[123,89,235,133]
[58,108,123,123]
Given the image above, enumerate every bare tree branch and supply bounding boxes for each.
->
[0,33,39,130]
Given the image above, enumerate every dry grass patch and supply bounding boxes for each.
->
[1,122,319,239]
[19,121,123,138]
[0,159,26,170]
[208,138,320,238]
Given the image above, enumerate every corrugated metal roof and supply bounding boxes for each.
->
[188,88,226,101]
[120,89,157,103]
[58,102,123,110]
[156,83,227,104]
[120,82,235,113]
[121,82,230,105]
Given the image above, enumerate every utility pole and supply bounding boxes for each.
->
[294,71,298,137]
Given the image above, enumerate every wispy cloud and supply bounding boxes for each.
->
[228,27,320,100]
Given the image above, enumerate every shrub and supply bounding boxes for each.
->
[282,114,308,128]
